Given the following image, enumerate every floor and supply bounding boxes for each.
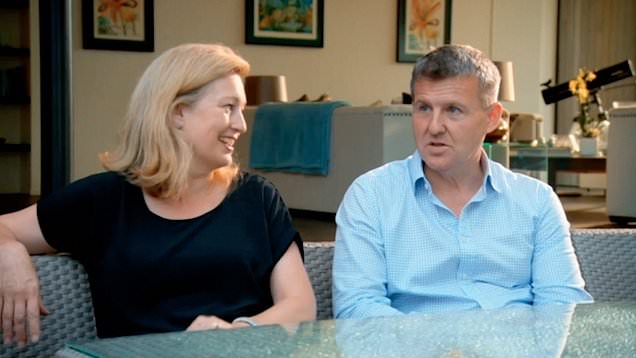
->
[292,191,636,242]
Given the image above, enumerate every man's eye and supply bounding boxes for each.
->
[448,106,462,114]
[223,104,234,112]
[417,104,431,112]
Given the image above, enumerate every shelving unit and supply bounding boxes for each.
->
[0,0,31,194]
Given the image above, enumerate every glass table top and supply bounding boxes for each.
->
[62,301,635,357]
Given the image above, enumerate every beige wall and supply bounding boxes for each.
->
[66,0,557,182]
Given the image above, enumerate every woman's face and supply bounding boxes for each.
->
[175,73,247,176]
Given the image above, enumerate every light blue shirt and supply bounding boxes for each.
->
[333,150,593,319]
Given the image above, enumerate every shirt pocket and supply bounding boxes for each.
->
[463,230,534,288]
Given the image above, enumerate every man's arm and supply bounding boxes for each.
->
[531,189,594,304]
[332,179,403,319]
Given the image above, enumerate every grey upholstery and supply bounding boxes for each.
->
[3,230,635,357]
[0,255,97,358]
[303,242,335,320]
[571,229,636,301]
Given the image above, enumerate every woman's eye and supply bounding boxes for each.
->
[223,104,234,113]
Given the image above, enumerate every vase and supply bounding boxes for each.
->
[597,120,610,153]
[579,136,599,156]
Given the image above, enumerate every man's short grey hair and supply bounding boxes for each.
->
[410,44,501,107]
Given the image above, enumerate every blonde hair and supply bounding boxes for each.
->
[100,44,250,198]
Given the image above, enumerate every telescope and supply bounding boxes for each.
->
[541,60,635,105]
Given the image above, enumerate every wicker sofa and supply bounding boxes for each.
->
[2,230,636,357]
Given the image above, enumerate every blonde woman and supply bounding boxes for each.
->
[0,44,315,345]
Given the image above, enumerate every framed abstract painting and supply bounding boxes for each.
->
[82,0,154,52]
[397,0,452,63]
[245,0,324,48]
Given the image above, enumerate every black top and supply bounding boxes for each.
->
[37,171,301,338]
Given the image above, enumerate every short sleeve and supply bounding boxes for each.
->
[37,172,123,254]
[257,175,304,263]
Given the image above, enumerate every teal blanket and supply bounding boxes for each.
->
[249,101,349,175]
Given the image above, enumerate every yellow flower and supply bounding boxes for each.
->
[569,68,596,104]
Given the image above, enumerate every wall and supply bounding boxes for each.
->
[68,0,557,181]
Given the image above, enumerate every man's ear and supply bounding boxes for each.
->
[486,102,504,133]
[171,103,185,130]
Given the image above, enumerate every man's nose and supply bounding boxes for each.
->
[428,111,446,134]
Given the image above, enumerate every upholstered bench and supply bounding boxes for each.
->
[1,230,635,357]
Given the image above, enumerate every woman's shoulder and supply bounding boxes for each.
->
[232,171,281,202]
[72,170,127,187]
[66,171,132,196]
[237,171,275,190]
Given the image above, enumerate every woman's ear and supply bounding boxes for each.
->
[171,103,185,130]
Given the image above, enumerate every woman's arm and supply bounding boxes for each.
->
[241,241,316,326]
[0,204,55,347]
[187,241,316,331]
[0,204,55,254]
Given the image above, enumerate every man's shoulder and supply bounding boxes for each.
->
[489,161,553,196]
[355,156,412,186]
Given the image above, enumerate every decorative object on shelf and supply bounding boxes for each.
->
[548,134,576,154]
[510,113,544,144]
[81,0,154,52]
[579,136,599,156]
[397,0,452,63]
[245,0,324,48]
[245,76,288,105]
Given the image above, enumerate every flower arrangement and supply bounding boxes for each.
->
[569,68,600,137]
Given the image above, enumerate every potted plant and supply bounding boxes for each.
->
[568,69,607,155]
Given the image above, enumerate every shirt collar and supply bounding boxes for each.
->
[481,148,503,193]
[407,150,427,194]
[407,148,503,195]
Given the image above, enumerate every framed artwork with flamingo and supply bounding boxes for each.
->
[82,0,154,52]
[397,0,452,63]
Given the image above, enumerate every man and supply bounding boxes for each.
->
[333,45,592,319]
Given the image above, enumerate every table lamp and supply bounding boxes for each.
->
[494,61,515,102]
[245,75,288,105]
[486,61,516,167]
[486,61,515,144]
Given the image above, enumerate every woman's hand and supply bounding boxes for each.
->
[186,315,233,331]
[0,241,49,347]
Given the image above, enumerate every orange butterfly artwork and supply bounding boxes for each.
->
[398,0,451,62]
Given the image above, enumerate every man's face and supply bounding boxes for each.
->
[411,76,501,176]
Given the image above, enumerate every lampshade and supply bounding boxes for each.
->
[245,75,288,105]
[494,61,515,102]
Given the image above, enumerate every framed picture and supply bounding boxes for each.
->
[397,0,452,63]
[245,0,324,48]
[82,0,154,52]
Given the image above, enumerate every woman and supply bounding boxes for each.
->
[0,44,316,346]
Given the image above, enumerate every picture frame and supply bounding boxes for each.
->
[82,0,154,52]
[397,0,452,63]
[245,0,324,48]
